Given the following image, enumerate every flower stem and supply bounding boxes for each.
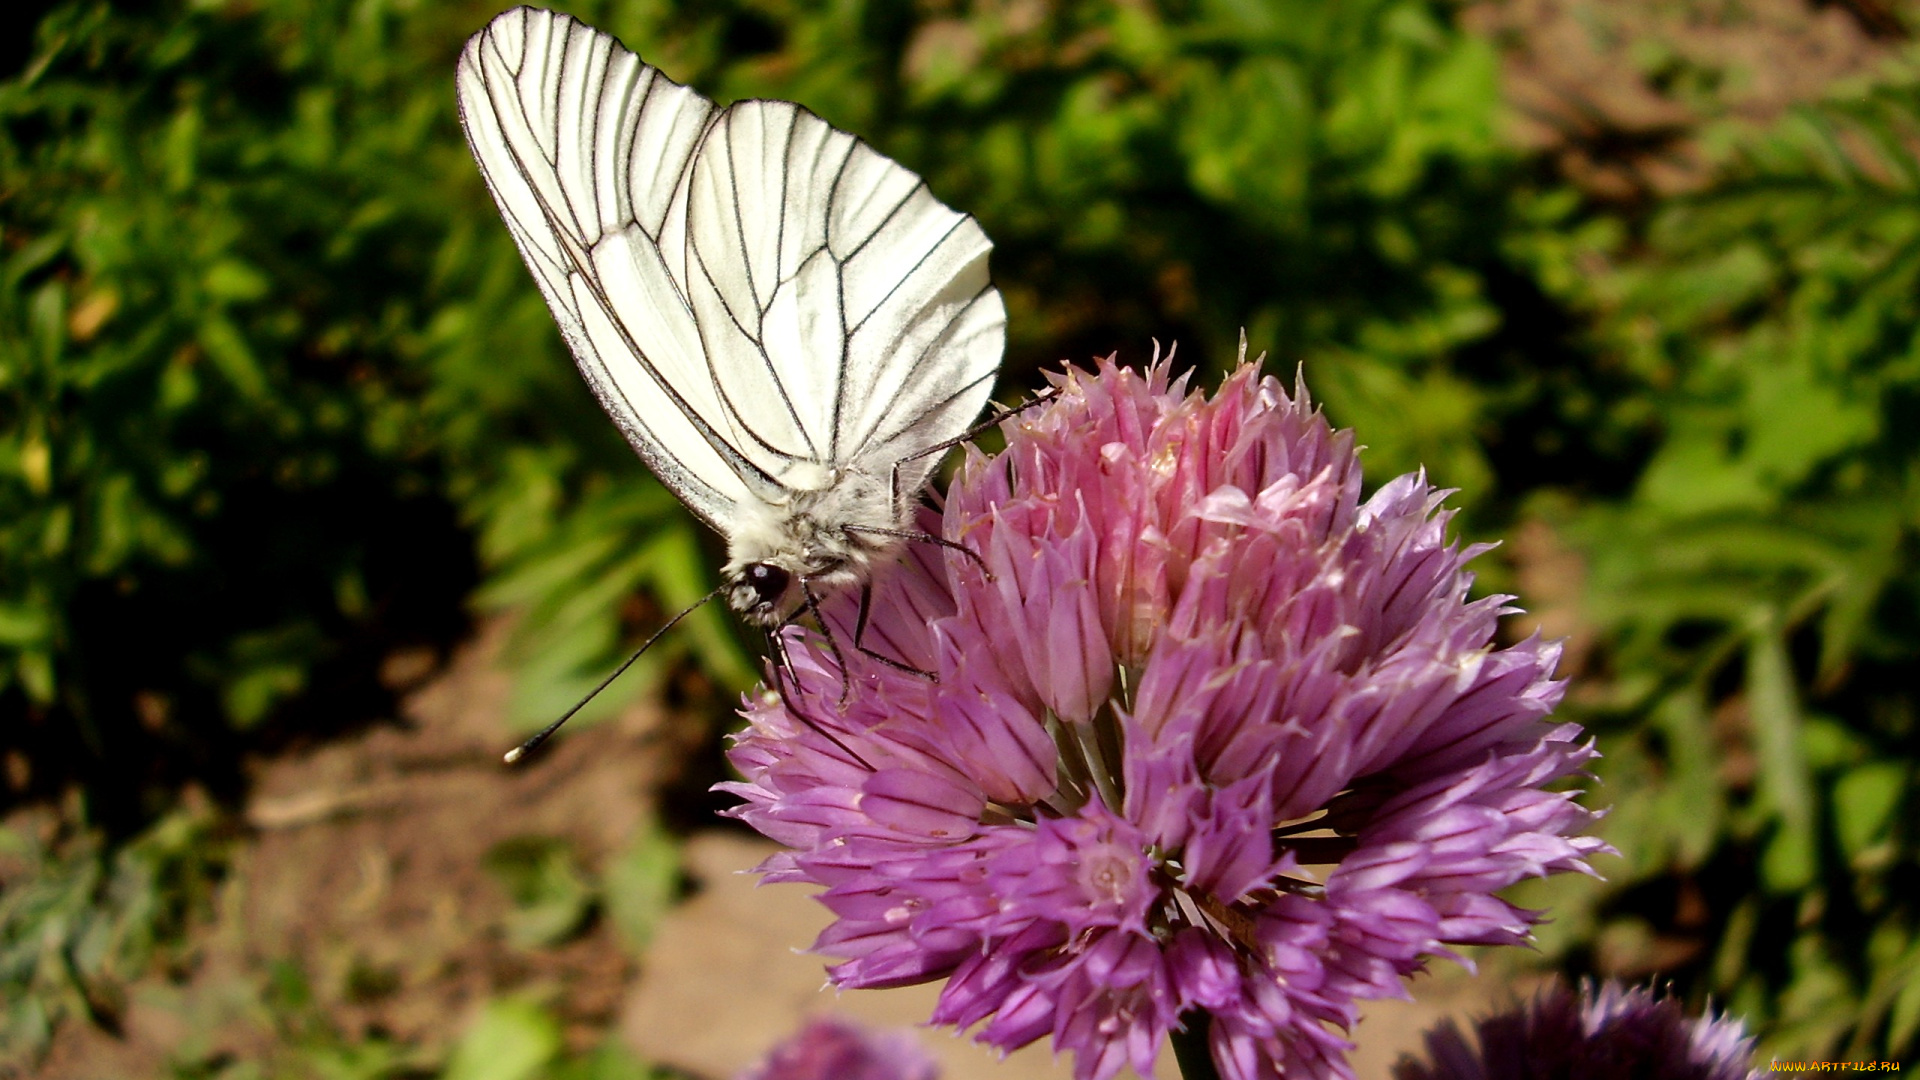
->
[1170,1012,1221,1080]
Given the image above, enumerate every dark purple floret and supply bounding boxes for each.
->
[733,1014,939,1080]
[1391,980,1763,1080]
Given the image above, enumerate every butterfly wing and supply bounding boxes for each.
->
[681,101,1005,489]
[458,7,1004,532]
[458,7,746,531]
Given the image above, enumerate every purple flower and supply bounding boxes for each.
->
[721,354,1609,1080]
[733,1015,940,1080]
[1391,980,1763,1080]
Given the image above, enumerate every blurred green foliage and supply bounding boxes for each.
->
[1543,81,1920,1060]
[608,0,1577,504]
[1,0,1916,1072]
[201,963,668,1080]
[0,808,224,1073]
[483,819,679,951]
[436,998,672,1080]
[0,0,751,833]
[0,805,683,1075]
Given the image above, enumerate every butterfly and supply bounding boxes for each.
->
[456,7,1007,758]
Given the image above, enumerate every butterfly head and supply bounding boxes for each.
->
[721,538,866,626]
[728,561,794,626]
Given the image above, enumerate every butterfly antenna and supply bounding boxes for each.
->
[882,383,1063,526]
[503,580,729,765]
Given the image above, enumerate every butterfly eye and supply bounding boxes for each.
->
[744,563,791,607]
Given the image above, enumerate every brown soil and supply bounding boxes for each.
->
[32,618,689,1077]
[1466,0,1902,204]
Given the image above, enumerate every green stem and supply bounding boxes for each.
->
[1170,1011,1221,1080]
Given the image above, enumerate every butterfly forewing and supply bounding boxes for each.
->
[460,9,753,530]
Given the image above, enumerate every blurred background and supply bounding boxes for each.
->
[3,0,1917,1076]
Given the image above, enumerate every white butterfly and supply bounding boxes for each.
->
[457,8,1005,755]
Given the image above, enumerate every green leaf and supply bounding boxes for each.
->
[161,102,202,194]
[601,819,680,954]
[202,258,271,303]
[439,998,561,1080]
[1747,623,1816,893]
[16,651,54,705]
[195,313,268,400]
[1648,686,1724,868]
[0,605,50,649]
[301,1037,413,1080]
[484,837,594,950]
[221,662,306,729]
[1740,349,1878,490]
[1831,762,1904,862]
[1889,953,1920,1056]
[548,1040,664,1080]
[1633,420,1772,516]
[28,280,66,369]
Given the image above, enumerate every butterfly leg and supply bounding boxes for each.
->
[798,577,866,713]
[765,604,874,770]
[845,523,987,577]
[764,622,800,704]
[847,577,939,684]
[824,389,1067,704]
